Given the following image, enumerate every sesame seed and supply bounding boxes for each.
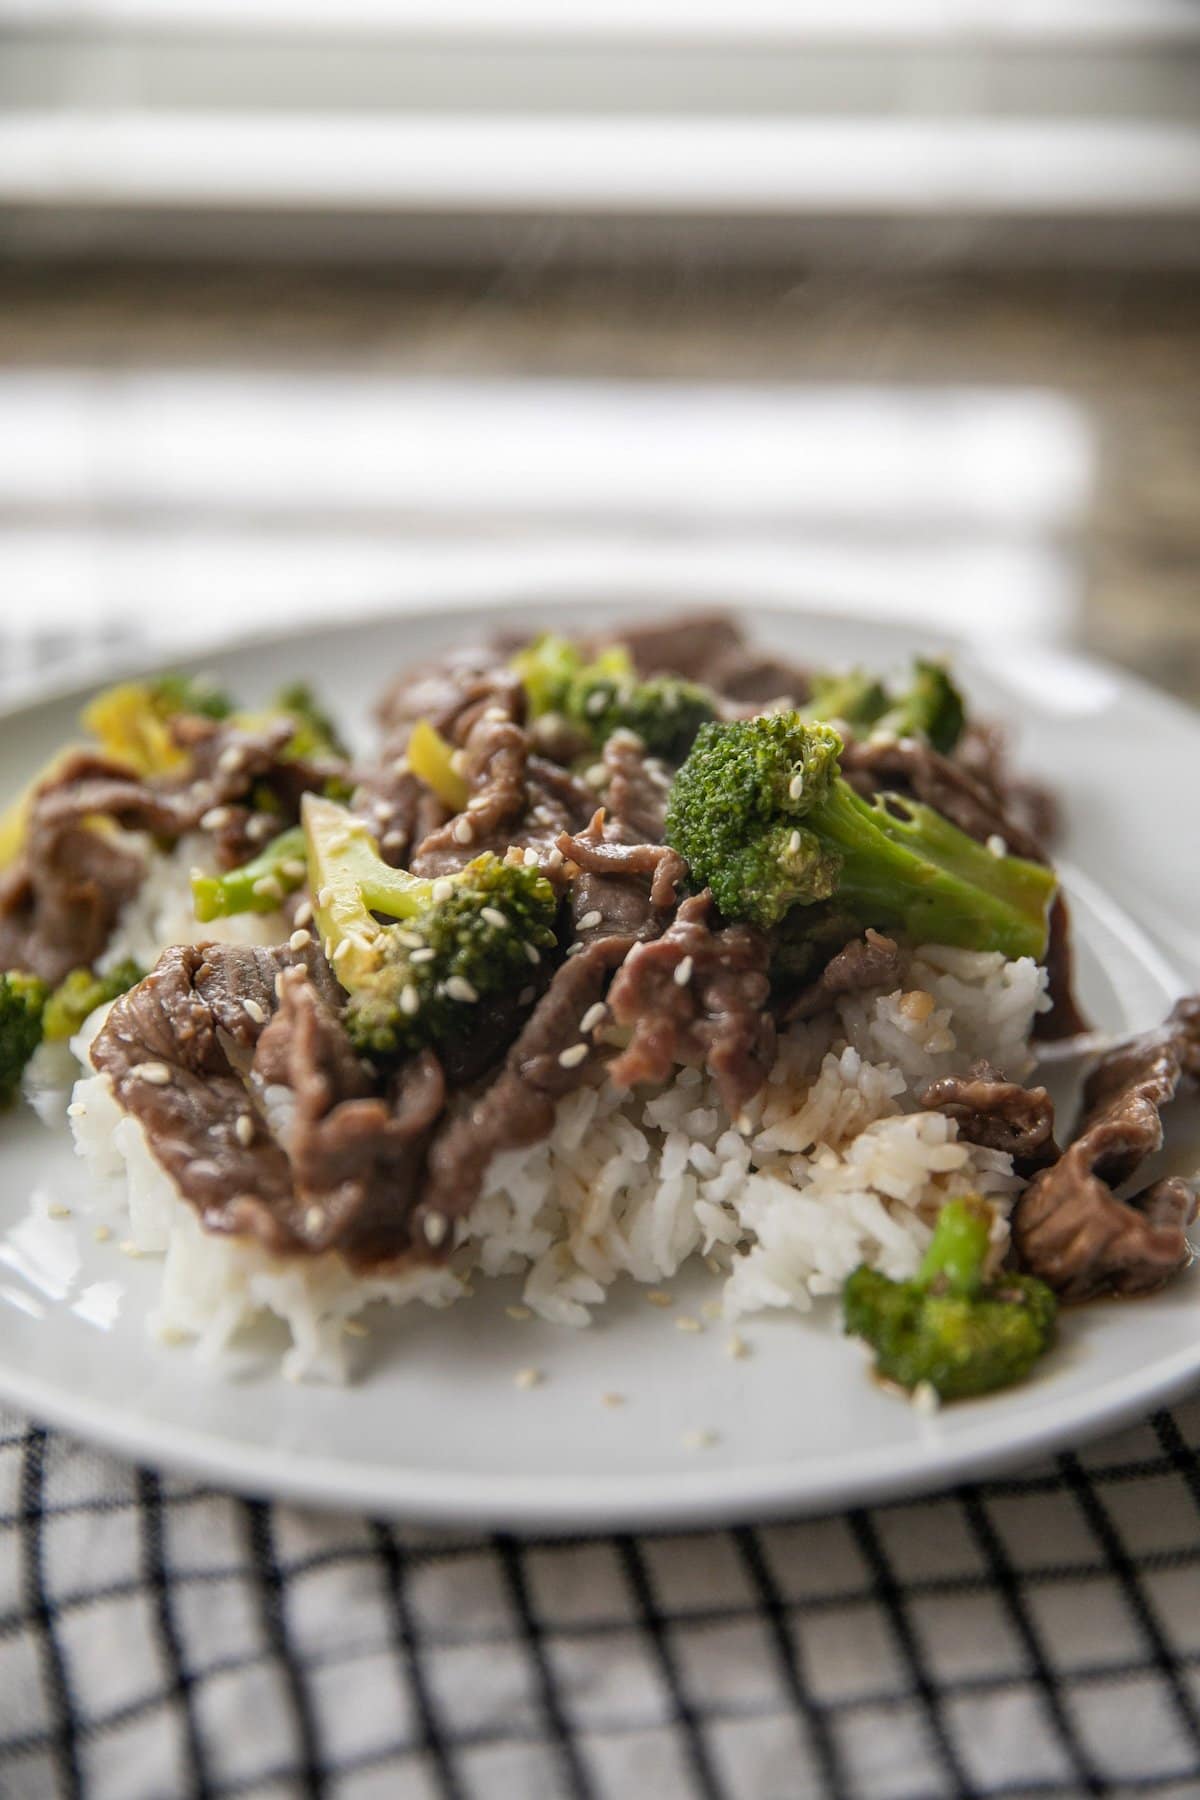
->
[242,997,266,1025]
[453,816,475,846]
[342,1319,368,1338]
[558,1043,589,1069]
[912,1380,941,1415]
[275,972,288,999]
[788,771,805,801]
[726,1334,749,1360]
[246,814,274,842]
[47,1203,71,1220]
[523,942,541,965]
[289,928,312,952]
[445,976,479,1004]
[506,1304,533,1321]
[392,756,411,777]
[735,1111,753,1135]
[410,946,435,964]
[645,1290,673,1308]
[93,1223,112,1243]
[479,907,507,931]
[483,705,508,723]
[523,847,540,868]
[422,1209,448,1247]
[130,1061,171,1085]
[580,1002,607,1034]
[682,1429,718,1451]
[332,939,353,964]
[294,900,314,927]
[252,876,284,903]
[235,1114,255,1147]
[584,763,608,789]
[585,689,609,717]
[281,859,307,882]
[673,955,694,987]
[400,984,420,1016]
[674,1315,701,1333]
[514,1367,543,1390]
[200,805,232,831]
[518,986,535,1007]
[986,833,1008,859]
[601,1392,626,1409]
[304,1204,324,1235]
[565,942,584,958]
[576,909,602,932]
[788,830,802,854]
[432,878,454,903]
[449,749,468,775]
[66,1101,86,1118]
[217,744,244,773]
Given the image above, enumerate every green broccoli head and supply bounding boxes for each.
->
[804,658,965,754]
[303,795,559,1057]
[664,711,1055,956]
[148,672,235,722]
[42,959,144,1042]
[665,714,844,929]
[805,669,889,731]
[513,633,719,762]
[842,1197,1056,1401]
[0,970,48,1105]
[272,681,350,761]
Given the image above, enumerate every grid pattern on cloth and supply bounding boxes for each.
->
[6,1402,1200,1799]
[3,631,1200,1800]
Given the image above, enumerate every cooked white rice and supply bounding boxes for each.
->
[65,849,1050,1378]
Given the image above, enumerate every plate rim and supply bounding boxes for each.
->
[1,593,1198,1529]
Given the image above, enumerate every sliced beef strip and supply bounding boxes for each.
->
[89,944,298,1243]
[921,1060,1058,1169]
[1012,997,1200,1300]
[252,969,446,1264]
[782,929,904,1024]
[601,730,673,841]
[556,818,687,916]
[416,935,634,1236]
[353,764,450,869]
[605,890,775,1116]
[91,940,447,1266]
[0,715,347,982]
[610,612,811,705]
[375,647,523,747]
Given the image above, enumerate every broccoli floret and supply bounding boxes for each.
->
[805,670,890,731]
[302,795,559,1057]
[664,713,1055,958]
[191,825,308,922]
[513,634,718,761]
[805,659,965,753]
[272,682,349,761]
[0,971,48,1105]
[148,673,235,721]
[874,659,965,754]
[843,1196,1057,1400]
[43,959,145,1042]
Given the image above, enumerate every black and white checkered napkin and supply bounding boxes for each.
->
[4,630,1200,1800]
[5,1398,1200,1799]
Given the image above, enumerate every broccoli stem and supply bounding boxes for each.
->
[917,1196,992,1297]
[804,781,1054,962]
[191,825,309,923]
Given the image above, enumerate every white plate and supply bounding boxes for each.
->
[1,599,1198,1530]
